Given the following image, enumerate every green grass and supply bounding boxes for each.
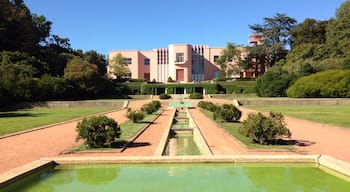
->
[248,105,350,128]
[200,109,294,150]
[119,111,161,140]
[0,107,114,136]
[72,111,161,151]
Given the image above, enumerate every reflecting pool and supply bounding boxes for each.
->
[2,163,350,192]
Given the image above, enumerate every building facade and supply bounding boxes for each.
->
[108,44,250,83]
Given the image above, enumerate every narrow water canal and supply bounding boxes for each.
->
[164,108,201,156]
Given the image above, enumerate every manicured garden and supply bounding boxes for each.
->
[0,107,114,136]
[249,105,350,128]
[197,100,293,150]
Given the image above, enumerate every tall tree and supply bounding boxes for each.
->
[75,50,107,75]
[215,42,241,77]
[240,45,269,77]
[64,57,100,97]
[110,53,129,79]
[249,13,297,66]
[0,0,51,55]
[326,0,350,57]
[291,18,328,47]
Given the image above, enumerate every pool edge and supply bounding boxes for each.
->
[1,154,350,187]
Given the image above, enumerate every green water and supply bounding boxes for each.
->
[2,163,350,192]
[175,133,201,155]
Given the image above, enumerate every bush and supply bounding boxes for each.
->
[198,101,241,122]
[213,104,241,122]
[286,69,350,98]
[197,101,219,112]
[240,112,291,145]
[159,93,171,99]
[126,108,145,123]
[189,92,203,99]
[256,68,295,97]
[141,100,161,114]
[76,116,121,148]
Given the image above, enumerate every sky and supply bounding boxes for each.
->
[24,0,346,56]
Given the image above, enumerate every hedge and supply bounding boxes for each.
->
[124,81,256,95]
[286,69,350,98]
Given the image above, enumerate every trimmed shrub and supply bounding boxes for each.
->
[126,108,145,123]
[159,93,171,99]
[256,68,295,97]
[213,104,241,122]
[286,69,350,98]
[141,100,161,114]
[240,112,291,145]
[189,92,203,99]
[197,101,219,112]
[198,101,241,122]
[76,116,121,148]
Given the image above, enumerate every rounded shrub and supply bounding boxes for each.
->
[159,93,171,99]
[286,69,350,98]
[256,68,295,97]
[76,116,121,148]
[141,100,161,114]
[213,104,241,122]
[197,101,218,112]
[189,92,203,99]
[127,108,145,123]
[240,112,291,145]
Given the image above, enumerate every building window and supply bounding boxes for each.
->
[176,53,184,63]
[213,55,219,62]
[228,57,233,62]
[144,58,150,65]
[123,58,132,64]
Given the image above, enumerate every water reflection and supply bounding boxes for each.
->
[75,166,120,185]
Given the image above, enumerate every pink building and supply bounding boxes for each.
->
[108,44,246,83]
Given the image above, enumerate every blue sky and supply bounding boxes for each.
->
[25,0,345,55]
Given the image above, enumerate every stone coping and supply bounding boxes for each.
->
[1,154,350,187]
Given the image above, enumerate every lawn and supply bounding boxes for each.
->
[200,109,293,150]
[72,110,162,151]
[119,110,161,140]
[248,105,350,128]
[0,107,115,136]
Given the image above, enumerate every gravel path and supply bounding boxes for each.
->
[1,98,350,174]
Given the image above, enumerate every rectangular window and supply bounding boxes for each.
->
[144,58,150,65]
[228,57,233,62]
[214,55,219,62]
[123,58,132,65]
[176,53,184,63]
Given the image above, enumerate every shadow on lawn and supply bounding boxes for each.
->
[0,112,34,118]
[111,141,151,149]
[275,139,316,147]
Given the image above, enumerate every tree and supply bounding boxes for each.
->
[249,13,297,66]
[110,53,129,79]
[64,57,100,97]
[256,67,295,97]
[82,50,107,75]
[291,18,328,47]
[215,42,241,77]
[240,45,269,77]
[0,0,51,55]
[0,51,49,103]
[326,0,350,57]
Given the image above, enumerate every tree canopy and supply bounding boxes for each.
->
[215,42,241,77]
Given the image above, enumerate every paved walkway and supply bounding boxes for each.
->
[0,100,150,173]
[1,98,350,174]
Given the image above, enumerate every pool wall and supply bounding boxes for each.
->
[1,155,350,188]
